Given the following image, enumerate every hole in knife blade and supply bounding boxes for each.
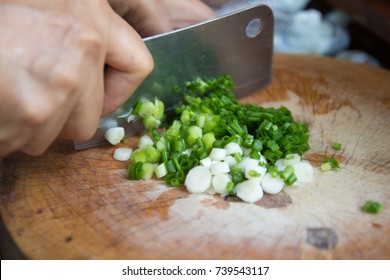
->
[246,18,262,38]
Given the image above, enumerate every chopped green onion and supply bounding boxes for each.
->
[138,134,154,149]
[124,75,312,204]
[153,98,165,120]
[144,146,160,163]
[362,200,383,214]
[186,126,202,146]
[243,134,254,148]
[202,132,216,151]
[321,157,340,171]
[231,167,244,184]
[142,115,161,130]
[154,163,168,178]
[165,160,177,173]
[281,165,297,185]
[332,142,342,150]
[131,149,147,163]
[128,162,154,180]
[134,98,155,117]
[226,181,235,195]
[249,170,261,177]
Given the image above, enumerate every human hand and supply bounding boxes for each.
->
[0,0,153,156]
[109,0,216,37]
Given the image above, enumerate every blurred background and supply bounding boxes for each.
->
[205,0,390,69]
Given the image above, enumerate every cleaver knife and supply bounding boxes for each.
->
[74,4,274,149]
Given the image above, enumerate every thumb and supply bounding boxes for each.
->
[103,10,154,116]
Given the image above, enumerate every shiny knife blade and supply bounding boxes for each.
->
[74,4,274,149]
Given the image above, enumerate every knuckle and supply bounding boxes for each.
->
[19,102,53,127]
[75,26,104,55]
[63,119,98,142]
[50,68,79,91]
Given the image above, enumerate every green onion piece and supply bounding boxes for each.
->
[172,157,181,171]
[131,149,146,163]
[153,98,164,120]
[173,139,185,153]
[170,178,180,187]
[165,120,181,139]
[196,114,206,127]
[128,162,154,180]
[332,142,342,150]
[243,134,254,148]
[160,150,168,162]
[132,99,144,115]
[135,98,155,117]
[251,139,263,151]
[285,154,295,160]
[142,115,161,130]
[321,162,333,171]
[186,126,202,146]
[145,146,160,163]
[249,170,261,177]
[149,129,161,141]
[128,162,143,180]
[281,165,295,185]
[203,119,217,133]
[321,157,340,171]
[154,163,168,178]
[260,119,273,131]
[197,147,208,160]
[226,134,242,146]
[268,166,279,178]
[165,160,177,173]
[155,137,166,152]
[285,173,297,186]
[249,150,260,160]
[213,140,224,148]
[181,109,191,124]
[231,167,244,184]
[362,200,383,214]
[196,137,204,148]
[233,153,242,163]
[138,134,154,148]
[202,132,216,151]
[226,182,235,195]
[141,163,154,180]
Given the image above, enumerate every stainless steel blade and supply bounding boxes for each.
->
[74,4,274,149]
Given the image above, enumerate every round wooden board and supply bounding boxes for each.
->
[1,54,389,259]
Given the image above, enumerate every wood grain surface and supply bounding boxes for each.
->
[1,54,389,260]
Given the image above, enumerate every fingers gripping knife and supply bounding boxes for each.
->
[74,4,274,149]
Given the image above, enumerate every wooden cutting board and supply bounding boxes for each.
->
[1,54,389,260]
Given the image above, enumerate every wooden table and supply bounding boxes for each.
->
[1,54,389,259]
